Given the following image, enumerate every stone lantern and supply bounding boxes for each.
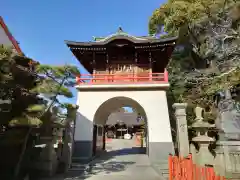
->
[191,106,215,166]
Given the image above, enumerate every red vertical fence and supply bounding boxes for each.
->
[169,154,227,180]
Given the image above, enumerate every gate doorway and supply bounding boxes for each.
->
[92,96,148,156]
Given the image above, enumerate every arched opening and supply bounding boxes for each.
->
[92,96,148,156]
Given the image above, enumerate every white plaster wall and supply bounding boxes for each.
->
[0,26,13,46]
[75,89,173,144]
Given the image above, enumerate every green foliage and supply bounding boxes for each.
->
[149,0,240,122]
[0,46,40,126]
[34,64,79,97]
[149,0,237,35]
[0,45,80,179]
[0,45,80,127]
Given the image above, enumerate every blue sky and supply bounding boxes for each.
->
[2,0,164,105]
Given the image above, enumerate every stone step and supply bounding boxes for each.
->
[151,162,169,180]
[152,163,169,171]
[162,175,169,180]
[162,170,169,179]
[225,172,240,179]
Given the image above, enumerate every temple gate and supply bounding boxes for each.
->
[65,27,177,165]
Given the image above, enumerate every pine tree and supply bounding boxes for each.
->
[0,45,80,179]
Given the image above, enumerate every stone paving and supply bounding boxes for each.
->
[41,139,165,180]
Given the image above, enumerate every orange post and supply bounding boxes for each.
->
[168,154,173,180]
[207,167,214,180]
[167,154,229,180]
[187,154,193,180]
[164,69,168,82]
[135,135,141,146]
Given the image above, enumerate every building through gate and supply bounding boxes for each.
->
[65,27,177,164]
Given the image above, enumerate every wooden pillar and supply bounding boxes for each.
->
[92,52,96,83]
[102,126,106,150]
[148,50,152,81]
[134,51,138,82]
[106,52,110,82]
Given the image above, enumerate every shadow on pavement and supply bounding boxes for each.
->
[105,146,146,156]
[40,146,146,180]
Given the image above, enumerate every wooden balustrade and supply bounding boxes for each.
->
[76,70,168,85]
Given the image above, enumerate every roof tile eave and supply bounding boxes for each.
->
[65,36,178,48]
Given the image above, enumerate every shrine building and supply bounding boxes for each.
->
[65,27,177,164]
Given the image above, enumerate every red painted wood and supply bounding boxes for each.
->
[76,72,168,85]
[168,154,173,180]
[168,154,228,180]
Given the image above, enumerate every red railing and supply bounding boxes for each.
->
[76,69,168,85]
[169,154,227,180]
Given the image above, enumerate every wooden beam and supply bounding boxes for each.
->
[149,51,152,81]
[106,52,110,76]
[93,52,96,82]
[134,51,138,82]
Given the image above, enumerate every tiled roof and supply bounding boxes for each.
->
[65,27,177,47]
[106,112,144,126]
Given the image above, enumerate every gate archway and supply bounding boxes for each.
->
[93,96,147,125]
[92,96,148,155]
[73,89,174,165]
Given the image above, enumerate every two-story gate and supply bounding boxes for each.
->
[65,27,177,165]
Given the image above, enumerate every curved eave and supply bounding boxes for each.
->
[65,36,178,47]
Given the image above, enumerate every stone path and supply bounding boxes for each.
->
[42,139,165,180]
